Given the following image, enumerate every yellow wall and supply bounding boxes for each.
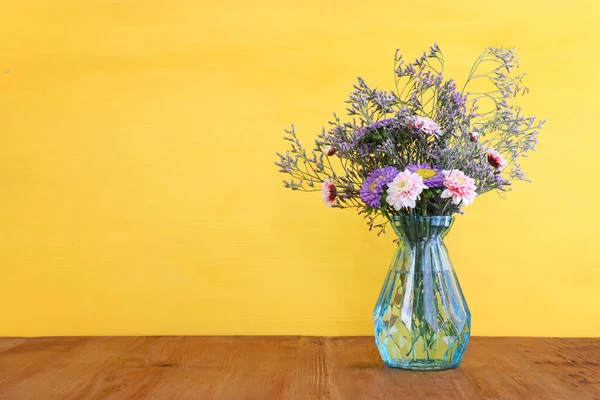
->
[0,0,599,337]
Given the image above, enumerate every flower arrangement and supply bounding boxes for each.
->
[275,44,545,235]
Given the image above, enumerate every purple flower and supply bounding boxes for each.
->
[349,118,404,157]
[355,118,398,140]
[406,163,444,188]
[360,166,399,208]
[493,174,511,190]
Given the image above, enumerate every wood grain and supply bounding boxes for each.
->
[0,337,598,399]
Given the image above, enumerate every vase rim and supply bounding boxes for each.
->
[391,215,454,222]
[390,215,455,236]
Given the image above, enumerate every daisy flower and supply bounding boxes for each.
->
[321,178,337,207]
[441,169,477,206]
[487,149,507,171]
[385,170,428,210]
[360,166,399,208]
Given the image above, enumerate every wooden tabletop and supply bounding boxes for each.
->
[0,336,598,399]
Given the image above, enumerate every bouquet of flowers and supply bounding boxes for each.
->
[275,44,545,235]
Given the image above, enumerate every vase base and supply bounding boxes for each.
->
[384,359,460,371]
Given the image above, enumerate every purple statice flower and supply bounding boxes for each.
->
[369,118,397,130]
[494,174,511,190]
[325,125,353,154]
[406,163,444,188]
[360,166,399,208]
[372,90,397,113]
[350,118,403,157]
[355,118,398,140]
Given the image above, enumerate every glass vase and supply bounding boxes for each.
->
[373,216,471,370]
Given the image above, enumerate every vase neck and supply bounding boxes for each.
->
[391,216,454,242]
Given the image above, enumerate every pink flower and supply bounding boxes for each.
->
[441,169,477,206]
[385,170,428,210]
[409,116,442,136]
[469,131,479,142]
[487,149,507,171]
[321,178,337,207]
[322,145,336,156]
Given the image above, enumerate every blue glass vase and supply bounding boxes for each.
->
[373,216,471,370]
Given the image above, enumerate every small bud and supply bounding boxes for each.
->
[323,145,337,157]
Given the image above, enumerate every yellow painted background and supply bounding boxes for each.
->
[0,0,599,337]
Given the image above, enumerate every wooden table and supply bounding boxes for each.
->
[0,336,598,399]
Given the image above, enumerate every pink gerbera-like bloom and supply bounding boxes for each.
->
[408,116,443,136]
[321,178,337,207]
[441,169,477,206]
[385,170,428,210]
[487,149,507,171]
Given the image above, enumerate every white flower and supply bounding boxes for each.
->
[385,170,428,210]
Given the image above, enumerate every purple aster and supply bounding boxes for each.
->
[360,166,399,208]
[406,163,444,188]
